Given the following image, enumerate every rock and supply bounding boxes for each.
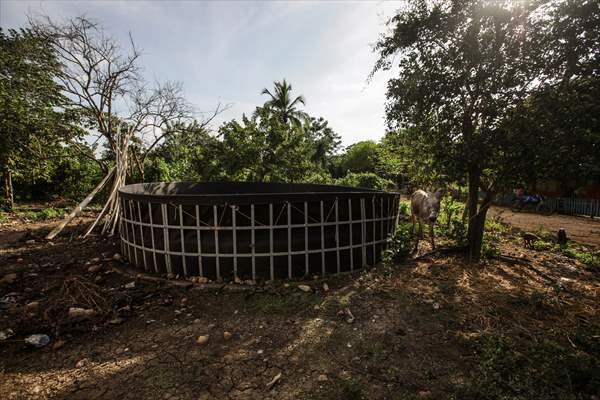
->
[180,297,188,306]
[298,284,312,293]
[0,273,17,285]
[75,358,90,368]
[88,265,102,273]
[25,239,36,245]
[108,317,124,325]
[16,258,24,263]
[0,328,15,341]
[196,335,210,345]
[90,257,101,263]
[167,273,175,280]
[68,307,96,320]
[25,301,39,313]
[317,374,328,382]
[433,302,440,310]
[257,349,264,355]
[244,279,256,286]
[196,276,209,284]
[52,340,65,351]
[223,331,233,340]
[322,283,329,292]
[234,276,242,284]
[24,334,51,348]
[112,253,122,261]
[124,281,136,289]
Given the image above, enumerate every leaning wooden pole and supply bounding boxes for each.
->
[45,167,115,240]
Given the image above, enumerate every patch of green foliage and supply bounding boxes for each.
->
[398,201,410,217]
[18,207,67,221]
[533,240,553,251]
[335,172,395,191]
[554,244,600,271]
[457,332,600,400]
[383,222,415,263]
[435,197,467,245]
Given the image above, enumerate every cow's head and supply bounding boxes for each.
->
[425,189,444,222]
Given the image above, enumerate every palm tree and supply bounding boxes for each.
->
[258,79,308,126]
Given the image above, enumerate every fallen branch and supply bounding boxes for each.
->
[46,167,115,240]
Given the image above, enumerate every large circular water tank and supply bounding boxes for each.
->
[118,182,400,281]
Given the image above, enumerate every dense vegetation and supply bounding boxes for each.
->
[1,0,599,260]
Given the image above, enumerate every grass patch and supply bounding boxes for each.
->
[456,332,600,400]
[554,244,600,271]
[533,240,553,251]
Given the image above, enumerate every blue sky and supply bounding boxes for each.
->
[1,1,401,147]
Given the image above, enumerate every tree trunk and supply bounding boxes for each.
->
[466,169,484,262]
[3,167,14,210]
[466,169,496,263]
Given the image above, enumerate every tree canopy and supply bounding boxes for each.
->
[0,28,80,209]
[372,0,600,261]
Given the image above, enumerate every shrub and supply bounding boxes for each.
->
[436,197,467,244]
[532,240,553,251]
[482,230,502,259]
[398,201,410,216]
[383,222,414,263]
[336,172,395,191]
[576,252,600,271]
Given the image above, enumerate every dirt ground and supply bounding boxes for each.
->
[489,206,600,247]
[0,214,599,399]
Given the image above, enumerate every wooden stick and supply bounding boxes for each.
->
[45,167,115,240]
[84,171,122,237]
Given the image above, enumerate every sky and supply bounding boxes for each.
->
[1,0,402,147]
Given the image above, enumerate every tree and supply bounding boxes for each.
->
[340,141,379,174]
[257,79,308,126]
[0,28,77,209]
[217,107,315,182]
[501,77,600,193]
[304,116,342,170]
[29,16,221,238]
[145,121,222,182]
[373,0,551,261]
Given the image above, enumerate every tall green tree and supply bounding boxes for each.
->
[304,116,342,170]
[0,28,76,209]
[373,0,548,261]
[217,107,315,182]
[258,79,308,126]
[340,140,379,175]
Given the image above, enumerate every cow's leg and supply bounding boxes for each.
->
[429,223,435,250]
[413,218,420,251]
[411,213,416,233]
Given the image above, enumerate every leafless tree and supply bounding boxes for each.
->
[28,15,222,239]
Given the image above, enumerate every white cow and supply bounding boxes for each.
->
[410,189,443,250]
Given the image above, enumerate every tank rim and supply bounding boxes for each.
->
[119,181,399,197]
